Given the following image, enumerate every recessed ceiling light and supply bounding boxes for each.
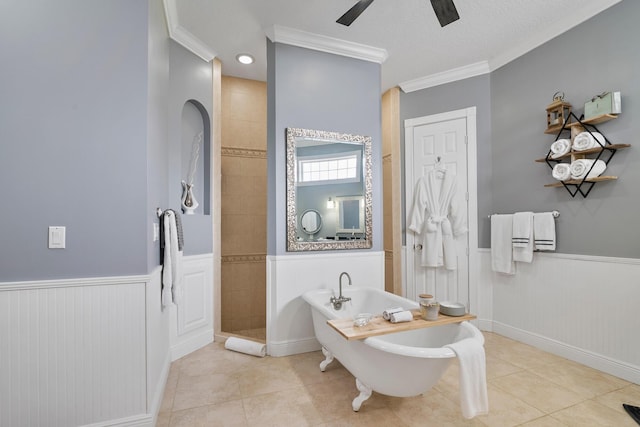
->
[236,54,254,65]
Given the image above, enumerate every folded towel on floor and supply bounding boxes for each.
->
[533,212,556,251]
[389,310,413,323]
[552,163,571,181]
[570,159,606,180]
[445,337,489,419]
[550,139,571,159]
[573,131,605,151]
[382,307,404,320]
[512,212,533,263]
[491,214,516,275]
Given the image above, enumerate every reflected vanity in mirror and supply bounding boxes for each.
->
[286,127,372,251]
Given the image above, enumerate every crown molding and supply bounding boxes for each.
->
[399,0,621,93]
[399,61,490,93]
[163,0,217,62]
[265,25,388,64]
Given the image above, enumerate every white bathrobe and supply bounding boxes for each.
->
[408,170,468,270]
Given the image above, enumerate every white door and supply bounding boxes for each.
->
[405,109,475,309]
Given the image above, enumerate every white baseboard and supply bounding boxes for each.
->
[171,328,214,361]
[492,321,640,384]
[81,413,153,427]
[148,351,172,427]
[477,318,494,333]
[268,337,322,357]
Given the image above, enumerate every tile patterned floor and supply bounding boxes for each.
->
[157,332,640,426]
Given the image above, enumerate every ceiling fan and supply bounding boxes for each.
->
[337,0,459,27]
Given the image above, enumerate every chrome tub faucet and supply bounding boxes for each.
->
[330,272,352,310]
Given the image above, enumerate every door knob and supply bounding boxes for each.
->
[414,244,423,250]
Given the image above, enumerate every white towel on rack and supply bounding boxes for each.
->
[552,163,571,181]
[533,212,556,251]
[162,210,183,307]
[572,131,605,151]
[491,214,516,275]
[570,159,606,180]
[550,139,571,159]
[512,212,534,263]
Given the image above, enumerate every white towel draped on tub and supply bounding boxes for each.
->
[512,212,533,263]
[445,330,489,419]
[162,209,183,307]
[491,214,516,275]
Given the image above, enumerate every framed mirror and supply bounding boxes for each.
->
[286,127,372,251]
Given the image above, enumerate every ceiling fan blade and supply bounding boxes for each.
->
[336,0,375,26]
[430,0,459,27]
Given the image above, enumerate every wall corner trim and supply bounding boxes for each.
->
[163,0,217,62]
[265,25,388,64]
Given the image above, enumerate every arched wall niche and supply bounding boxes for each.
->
[181,99,211,215]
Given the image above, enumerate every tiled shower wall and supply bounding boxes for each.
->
[220,76,267,333]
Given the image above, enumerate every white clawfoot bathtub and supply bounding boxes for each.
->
[302,287,484,411]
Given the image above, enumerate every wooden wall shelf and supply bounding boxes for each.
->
[539,111,629,198]
[535,144,631,162]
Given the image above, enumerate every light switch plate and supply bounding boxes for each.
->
[48,226,66,249]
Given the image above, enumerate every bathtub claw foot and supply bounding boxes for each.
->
[352,378,372,411]
[319,347,334,372]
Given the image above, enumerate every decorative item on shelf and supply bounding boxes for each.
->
[546,91,572,133]
[584,91,621,120]
[181,131,203,215]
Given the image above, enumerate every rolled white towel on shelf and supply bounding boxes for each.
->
[570,159,606,180]
[552,163,571,181]
[382,307,404,320]
[224,336,266,357]
[550,139,571,159]
[572,131,605,151]
[389,310,413,323]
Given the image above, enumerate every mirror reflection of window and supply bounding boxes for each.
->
[297,150,361,186]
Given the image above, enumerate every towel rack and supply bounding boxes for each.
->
[488,210,559,219]
[156,207,163,218]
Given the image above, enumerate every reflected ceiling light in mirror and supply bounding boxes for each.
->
[236,53,254,65]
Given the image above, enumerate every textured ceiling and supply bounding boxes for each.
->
[173,0,621,91]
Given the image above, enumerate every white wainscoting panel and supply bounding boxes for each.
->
[0,278,147,427]
[146,266,171,423]
[170,253,214,360]
[266,251,385,357]
[482,249,640,384]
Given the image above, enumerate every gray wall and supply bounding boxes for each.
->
[267,42,383,255]
[490,0,639,258]
[0,0,150,281]
[146,0,171,271]
[400,74,493,248]
[167,41,214,257]
[0,0,214,282]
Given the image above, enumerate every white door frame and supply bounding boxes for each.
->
[404,107,478,313]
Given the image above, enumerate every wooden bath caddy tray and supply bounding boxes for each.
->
[327,310,476,340]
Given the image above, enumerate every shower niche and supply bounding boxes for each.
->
[180,100,211,215]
